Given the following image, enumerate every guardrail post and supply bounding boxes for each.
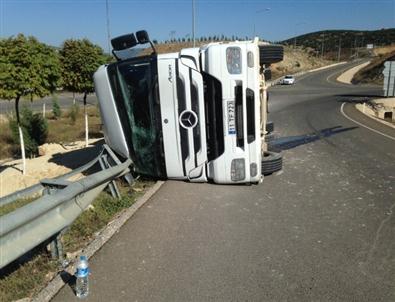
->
[41,180,70,265]
[99,154,121,199]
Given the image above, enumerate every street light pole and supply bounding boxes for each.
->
[192,0,196,47]
[106,0,111,54]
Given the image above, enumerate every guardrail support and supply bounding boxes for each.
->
[99,154,121,199]
[49,233,65,263]
[41,182,68,265]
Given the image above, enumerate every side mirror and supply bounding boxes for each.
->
[136,30,150,44]
[111,33,138,51]
[136,30,157,55]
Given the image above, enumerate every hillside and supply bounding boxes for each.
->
[271,46,331,79]
[352,50,395,85]
[282,29,395,59]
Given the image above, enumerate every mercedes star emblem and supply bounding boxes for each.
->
[179,110,198,129]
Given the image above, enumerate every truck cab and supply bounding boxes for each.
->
[94,30,283,184]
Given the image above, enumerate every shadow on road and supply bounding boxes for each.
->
[48,139,104,171]
[60,270,77,295]
[269,126,358,152]
[336,93,383,103]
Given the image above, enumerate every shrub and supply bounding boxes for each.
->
[69,104,80,125]
[52,97,61,119]
[8,106,48,157]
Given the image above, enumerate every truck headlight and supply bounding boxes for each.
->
[226,47,242,74]
[231,158,245,181]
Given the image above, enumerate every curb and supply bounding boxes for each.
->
[33,180,165,302]
[336,61,371,84]
[355,104,395,129]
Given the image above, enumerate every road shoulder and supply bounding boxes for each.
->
[33,180,165,302]
[341,102,395,141]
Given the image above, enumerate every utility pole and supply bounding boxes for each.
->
[192,0,196,47]
[337,37,342,61]
[321,33,325,58]
[106,0,111,54]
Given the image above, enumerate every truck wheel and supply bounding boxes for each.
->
[266,121,274,133]
[261,151,282,175]
[264,133,275,142]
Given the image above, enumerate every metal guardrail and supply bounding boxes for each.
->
[0,146,131,269]
[0,148,105,207]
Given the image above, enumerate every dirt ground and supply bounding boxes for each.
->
[271,47,331,78]
[373,45,395,56]
[0,139,103,198]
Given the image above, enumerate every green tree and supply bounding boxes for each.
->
[0,34,61,174]
[9,106,48,157]
[52,96,62,119]
[60,39,105,147]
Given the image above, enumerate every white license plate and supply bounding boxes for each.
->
[227,101,236,135]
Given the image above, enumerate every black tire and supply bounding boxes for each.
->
[261,151,282,175]
[266,121,274,133]
[264,132,275,142]
[264,68,272,80]
[259,45,284,65]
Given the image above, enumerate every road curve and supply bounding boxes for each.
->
[53,62,395,302]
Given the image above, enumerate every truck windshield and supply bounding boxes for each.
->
[107,57,166,178]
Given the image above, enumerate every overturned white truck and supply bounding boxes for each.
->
[94,30,283,184]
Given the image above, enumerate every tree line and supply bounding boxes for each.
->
[0,34,108,174]
[158,34,257,44]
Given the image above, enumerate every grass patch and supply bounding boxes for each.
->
[0,120,13,160]
[46,105,102,144]
[0,253,58,302]
[0,196,37,217]
[0,105,102,160]
[0,179,154,302]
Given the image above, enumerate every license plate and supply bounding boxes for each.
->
[227,101,236,135]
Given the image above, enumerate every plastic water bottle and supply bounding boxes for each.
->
[76,255,89,298]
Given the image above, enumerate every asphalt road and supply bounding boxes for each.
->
[0,93,97,115]
[53,62,395,301]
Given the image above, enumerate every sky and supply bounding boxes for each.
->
[1,0,394,52]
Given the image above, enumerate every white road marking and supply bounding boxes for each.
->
[340,103,395,141]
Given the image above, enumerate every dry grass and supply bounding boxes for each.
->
[0,196,37,217]
[0,180,154,302]
[0,105,102,160]
[271,46,332,79]
[373,45,395,56]
[46,105,102,143]
[352,50,395,84]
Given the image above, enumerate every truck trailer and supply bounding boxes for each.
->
[94,30,283,184]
